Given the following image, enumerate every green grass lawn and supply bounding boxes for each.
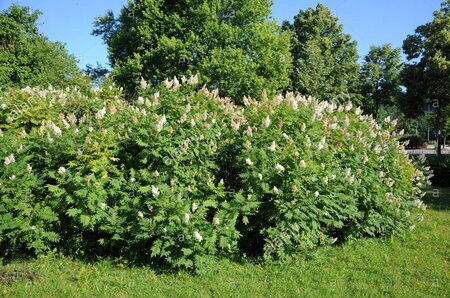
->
[1,188,449,297]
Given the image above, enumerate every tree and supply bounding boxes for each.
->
[282,3,360,102]
[84,62,110,85]
[444,105,450,144]
[401,1,449,156]
[359,44,403,117]
[0,5,83,89]
[93,0,292,102]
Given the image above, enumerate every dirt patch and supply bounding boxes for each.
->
[0,269,36,283]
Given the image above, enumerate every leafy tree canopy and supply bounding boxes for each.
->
[401,0,449,155]
[360,44,403,117]
[93,0,292,102]
[0,5,83,89]
[401,0,449,117]
[84,62,110,85]
[282,3,360,102]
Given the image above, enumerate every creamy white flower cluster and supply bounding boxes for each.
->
[4,153,15,166]
[162,74,199,89]
[238,88,432,222]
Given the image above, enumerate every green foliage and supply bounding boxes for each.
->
[0,5,84,90]
[0,78,430,270]
[282,3,360,103]
[374,105,435,136]
[0,77,251,271]
[92,0,292,102]
[237,94,430,259]
[1,189,448,296]
[360,44,403,117]
[401,1,449,147]
[84,63,110,85]
[444,105,450,133]
[402,1,450,111]
[426,156,450,186]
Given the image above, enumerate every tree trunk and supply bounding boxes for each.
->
[374,91,381,118]
[373,82,381,118]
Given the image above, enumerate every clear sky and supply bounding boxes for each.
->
[1,0,443,68]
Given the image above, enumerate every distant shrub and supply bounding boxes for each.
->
[399,135,427,149]
[0,79,430,270]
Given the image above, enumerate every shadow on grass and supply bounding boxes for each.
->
[1,248,256,277]
[423,187,450,211]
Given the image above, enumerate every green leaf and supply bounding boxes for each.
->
[138,185,151,194]
[66,208,81,217]
[203,199,217,208]
[242,216,249,225]
[181,248,193,256]
[80,215,91,227]
[136,139,149,147]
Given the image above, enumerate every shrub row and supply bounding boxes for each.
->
[0,77,430,270]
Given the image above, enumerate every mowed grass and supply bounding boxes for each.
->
[1,188,449,297]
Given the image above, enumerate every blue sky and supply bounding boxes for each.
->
[1,0,443,68]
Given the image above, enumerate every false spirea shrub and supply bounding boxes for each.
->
[237,93,430,258]
[0,78,430,269]
[0,77,255,270]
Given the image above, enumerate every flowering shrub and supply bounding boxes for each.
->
[237,93,430,258]
[0,78,430,269]
[0,77,256,270]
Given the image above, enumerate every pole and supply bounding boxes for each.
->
[436,104,442,158]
